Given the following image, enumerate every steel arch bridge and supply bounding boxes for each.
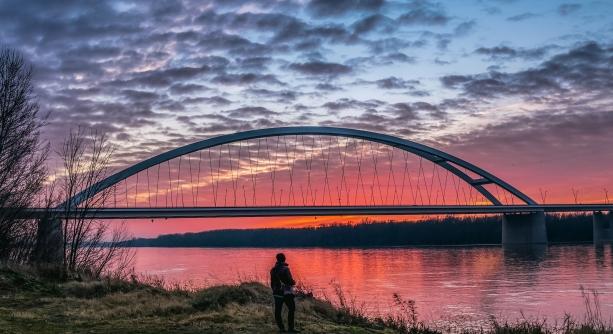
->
[18,125,609,246]
[57,126,545,217]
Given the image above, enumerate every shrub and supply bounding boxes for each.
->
[192,282,270,310]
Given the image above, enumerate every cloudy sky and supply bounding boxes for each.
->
[1,0,612,235]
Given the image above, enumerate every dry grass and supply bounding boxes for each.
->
[0,266,400,334]
[1,266,612,334]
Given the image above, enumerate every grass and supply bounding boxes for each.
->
[0,266,401,334]
[1,266,612,334]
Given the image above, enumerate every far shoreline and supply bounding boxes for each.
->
[119,241,596,249]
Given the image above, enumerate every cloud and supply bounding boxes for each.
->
[388,103,420,121]
[288,61,352,77]
[318,99,445,135]
[442,42,613,99]
[351,14,396,35]
[352,77,421,91]
[396,2,450,26]
[474,45,551,60]
[169,83,210,95]
[226,106,279,118]
[2,0,610,200]
[443,109,613,154]
[197,10,354,47]
[235,57,274,70]
[453,20,476,36]
[344,52,416,68]
[182,96,232,106]
[306,0,384,17]
[211,73,285,86]
[197,31,274,56]
[316,98,447,136]
[389,102,446,120]
[121,89,160,103]
[244,88,299,102]
[322,98,384,111]
[434,41,613,197]
[558,3,581,16]
[195,10,299,33]
[58,45,122,60]
[435,107,613,199]
[367,37,425,54]
[124,65,213,88]
[506,12,539,21]
[374,77,420,89]
[314,83,344,92]
[381,52,416,63]
[0,1,144,47]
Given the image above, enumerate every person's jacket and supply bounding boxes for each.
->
[270,261,296,296]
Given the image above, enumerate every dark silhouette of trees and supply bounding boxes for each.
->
[0,47,130,277]
[0,48,47,263]
[125,214,593,248]
[47,129,133,277]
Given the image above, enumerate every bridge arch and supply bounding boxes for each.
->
[63,126,536,208]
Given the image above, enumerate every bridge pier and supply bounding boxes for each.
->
[502,212,547,245]
[593,211,612,244]
[33,217,63,266]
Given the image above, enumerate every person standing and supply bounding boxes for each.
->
[270,253,299,333]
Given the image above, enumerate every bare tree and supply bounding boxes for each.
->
[571,187,580,204]
[0,48,47,263]
[32,176,62,266]
[539,188,548,204]
[56,128,133,277]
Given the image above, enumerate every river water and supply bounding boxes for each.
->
[130,244,613,328]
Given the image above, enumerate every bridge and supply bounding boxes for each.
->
[33,126,613,245]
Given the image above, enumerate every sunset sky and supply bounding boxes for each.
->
[1,0,612,237]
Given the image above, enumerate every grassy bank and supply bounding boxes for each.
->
[1,266,611,334]
[0,266,413,334]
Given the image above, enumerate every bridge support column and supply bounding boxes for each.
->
[593,211,612,244]
[502,212,547,245]
[33,217,63,267]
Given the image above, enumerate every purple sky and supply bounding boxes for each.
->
[1,1,612,235]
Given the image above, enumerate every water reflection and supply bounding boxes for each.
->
[131,245,613,327]
[502,244,547,264]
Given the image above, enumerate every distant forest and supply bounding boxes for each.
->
[123,214,595,248]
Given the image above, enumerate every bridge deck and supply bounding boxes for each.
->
[20,204,613,219]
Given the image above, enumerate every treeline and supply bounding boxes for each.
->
[124,214,594,248]
[0,48,130,278]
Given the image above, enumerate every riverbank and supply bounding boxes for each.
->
[0,266,420,334]
[1,266,611,333]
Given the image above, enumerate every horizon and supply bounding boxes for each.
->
[2,0,612,237]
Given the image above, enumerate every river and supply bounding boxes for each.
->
[130,244,613,329]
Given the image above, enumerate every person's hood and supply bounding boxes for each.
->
[275,261,288,268]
